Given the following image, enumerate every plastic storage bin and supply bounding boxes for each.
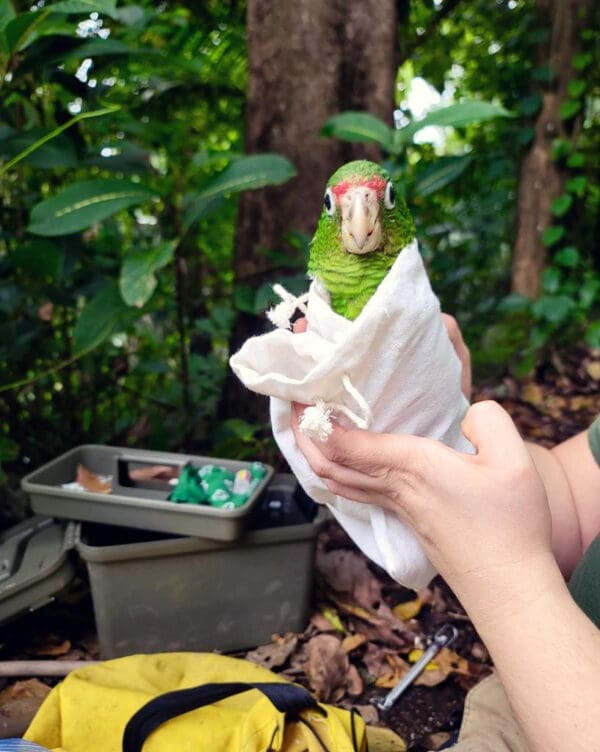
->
[22,445,273,541]
[0,517,76,626]
[75,475,324,656]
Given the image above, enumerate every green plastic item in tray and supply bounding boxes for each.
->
[168,461,268,508]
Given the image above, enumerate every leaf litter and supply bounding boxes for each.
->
[0,352,598,750]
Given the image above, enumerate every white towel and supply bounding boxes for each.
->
[230,239,473,590]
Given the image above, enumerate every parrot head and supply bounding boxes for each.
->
[308,160,415,319]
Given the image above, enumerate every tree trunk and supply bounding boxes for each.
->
[223,0,399,422]
[511,0,587,297]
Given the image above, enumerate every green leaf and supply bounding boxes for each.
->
[550,194,572,218]
[2,129,77,169]
[0,0,16,33]
[552,138,572,160]
[531,65,555,82]
[11,239,64,280]
[518,94,542,116]
[566,152,585,168]
[541,225,565,247]
[73,283,127,354]
[559,99,581,119]
[47,0,118,18]
[585,320,600,349]
[233,283,256,314]
[580,277,600,309]
[572,52,593,71]
[183,153,295,231]
[0,104,119,176]
[64,38,142,59]
[119,240,177,307]
[0,436,18,463]
[321,111,393,149]
[4,11,45,53]
[567,79,586,99]
[541,267,561,294]
[531,294,575,324]
[566,175,586,196]
[28,179,155,236]
[401,101,512,141]
[413,155,472,197]
[497,294,530,313]
[554,246,580,268]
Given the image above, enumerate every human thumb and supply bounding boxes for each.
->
[461,400,526,463]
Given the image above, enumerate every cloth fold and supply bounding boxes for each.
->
[230,239,473,590]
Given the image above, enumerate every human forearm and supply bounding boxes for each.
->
[527,442,582,576]
[458,553,600,752]
[528,430,600,576]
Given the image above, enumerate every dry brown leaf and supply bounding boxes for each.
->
[0,679,51,738]
[365,725,407,752]
[342,633,367,653]
[245,633,298,671]
[305,634,348,702]
[28,639,71,657]
[423,731,452,750]
[310,612,339,633]
[375,654,411,688]
[346,663,363,696]
[317,548,382,610]
[585,361,600,381]
[403,647,471,688]
[393,597,423,621]
[346,702,379,724]
[76,464,111,494]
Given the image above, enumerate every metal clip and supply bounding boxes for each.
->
[373,623,459,711]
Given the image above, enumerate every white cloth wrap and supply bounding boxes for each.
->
[230,239,473,590]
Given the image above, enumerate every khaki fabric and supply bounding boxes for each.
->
[444,673,528,752]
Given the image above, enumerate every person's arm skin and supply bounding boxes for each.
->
[291,402,600,752]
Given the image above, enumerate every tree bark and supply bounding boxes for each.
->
[223,0,399,422]
[511,0,587,298]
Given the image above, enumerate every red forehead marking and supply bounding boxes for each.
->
[331,176,387,200]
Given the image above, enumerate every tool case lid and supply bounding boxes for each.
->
[0,516,76,625]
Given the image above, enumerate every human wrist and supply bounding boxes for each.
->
[449,550,565,635]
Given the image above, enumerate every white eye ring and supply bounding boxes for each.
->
[323,188,336,216]
[384,181,396,209]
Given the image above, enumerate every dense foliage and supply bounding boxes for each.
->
[1,0,599,497]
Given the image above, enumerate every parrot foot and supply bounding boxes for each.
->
[266,284,308,329]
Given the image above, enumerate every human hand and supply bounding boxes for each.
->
[442,313,471,401]
[291,400,553,611]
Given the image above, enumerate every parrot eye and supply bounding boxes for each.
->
[384,181,396,209]
[323,188,336,216]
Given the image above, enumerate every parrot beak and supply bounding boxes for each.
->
[340,186,382,255]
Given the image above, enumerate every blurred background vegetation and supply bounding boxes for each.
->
[1,0,599,511]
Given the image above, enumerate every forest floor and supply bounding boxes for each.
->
[0,346,599,749]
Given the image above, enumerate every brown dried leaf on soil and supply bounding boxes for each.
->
[305,634,349,702]
[316,548,383,610]
[245,633,298,671]
[27,638,71,657]
[0,679,51,738]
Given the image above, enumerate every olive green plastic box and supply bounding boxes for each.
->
[75,475,325,656]
[21,445,273,541]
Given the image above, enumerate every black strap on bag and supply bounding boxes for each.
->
[122,681,338,752]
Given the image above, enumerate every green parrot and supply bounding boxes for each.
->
[307,160,415,320]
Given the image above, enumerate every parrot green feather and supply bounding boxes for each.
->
[308,160,415,320]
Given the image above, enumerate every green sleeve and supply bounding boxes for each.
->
[588,416,600,468]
